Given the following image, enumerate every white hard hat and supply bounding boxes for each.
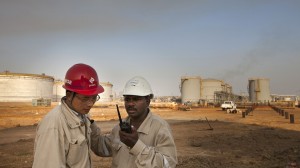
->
[123,76,154,98]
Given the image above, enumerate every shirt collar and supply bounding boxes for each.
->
[130,109,152,135]
[61,99,87,128]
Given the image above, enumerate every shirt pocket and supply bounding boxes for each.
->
[67,135,87,166]
[111,141,124,168]
[111,141,122,152]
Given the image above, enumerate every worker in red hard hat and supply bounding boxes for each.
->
[33,63,104,168]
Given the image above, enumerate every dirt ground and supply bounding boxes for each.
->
[1,102,300,168]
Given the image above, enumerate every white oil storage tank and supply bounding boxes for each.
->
[0,71,54,102]
[248,78,271,103]
[180,76,201,104]
[99,82,113,102]
[200,79,224,103]
[53,80,65,102]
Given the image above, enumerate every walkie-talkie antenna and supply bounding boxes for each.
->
[115,104,132,133]
[116,104,123,125]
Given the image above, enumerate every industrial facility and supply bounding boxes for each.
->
[200,78,232,102]
[0,70,297,107]
[0,71,114,104]
[178,75,292,106]
[179,75,282,106]
[248,78,272,103]
[180,76,240,105]
[0,71,54,102]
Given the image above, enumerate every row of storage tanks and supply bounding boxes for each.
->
[180,76,232,104]
[248,78,272,103]
[180,76,271,104]
[0,71,272,103]
[0,71,114,102]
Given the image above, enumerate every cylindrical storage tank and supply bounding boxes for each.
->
[200,79,224,103]
[248,79,256,102]
[52,80,65,102]
[248,78,271,102]
[180,76,201,104]
[0,71,54,102]
[256,78,271,102]
[99,82,113,102]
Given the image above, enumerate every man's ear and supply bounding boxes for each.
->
[65,91,73,102]
[145,96,151,104]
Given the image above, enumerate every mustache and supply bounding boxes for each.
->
[126,107,137,111]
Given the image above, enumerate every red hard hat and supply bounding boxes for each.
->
[62,63,104,95]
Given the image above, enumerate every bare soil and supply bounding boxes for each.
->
[1,103,300,168]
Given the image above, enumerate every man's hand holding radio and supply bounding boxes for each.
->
[119,125,138,148]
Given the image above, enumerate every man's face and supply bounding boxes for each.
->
[124,95,150,120]
[67,92,99,115]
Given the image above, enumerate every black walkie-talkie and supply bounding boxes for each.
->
[116,104,132,133]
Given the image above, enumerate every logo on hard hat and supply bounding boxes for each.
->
[89,77,96,87]
[89,77,95,84]
[129,79,139,86]
[65,79,72,85]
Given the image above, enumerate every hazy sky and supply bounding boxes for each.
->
[1,0,300,96]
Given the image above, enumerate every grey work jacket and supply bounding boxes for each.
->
[32,100,92,168]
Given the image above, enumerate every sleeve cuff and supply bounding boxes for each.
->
[129,139,145,156]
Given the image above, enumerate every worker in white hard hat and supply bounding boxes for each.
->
[90,76,178,168]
